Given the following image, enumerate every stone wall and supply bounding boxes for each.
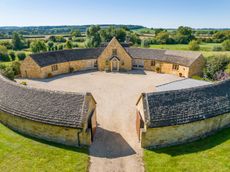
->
[20,57,43,78]
[188,55,205,77]
[141,112,230,148]
[0,111,92,147]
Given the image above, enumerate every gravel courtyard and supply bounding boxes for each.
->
[16,70,184,172]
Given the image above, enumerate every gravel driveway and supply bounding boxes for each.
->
[16,70,182,172]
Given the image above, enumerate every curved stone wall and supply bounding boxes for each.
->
[139,79,230,148]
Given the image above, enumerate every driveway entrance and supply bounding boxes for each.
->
[16,70,184,172]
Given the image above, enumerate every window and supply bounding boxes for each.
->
[172,64,179,70]
[51,65,58,71]
[112,49,117,55]
[151,60,155,66]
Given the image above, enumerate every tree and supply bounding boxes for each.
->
[65,40,73,49]
[9,51,16,61]
[155,28,165,36]
[156,31,171,44]
[17,52,26,60]
[126,32,141,45]
[85,25,101,48]
[115,28,126,42]
[141,39,150,48]
[71,29,81,37]
[0,45,10,62]
[188,40,200,51]
[12,32,25,50]
[174,26,195,44]
[222,40,230,51]
[30,40,47,53]
[47,41,54,51]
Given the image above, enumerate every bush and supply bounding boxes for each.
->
[11,61,21,75]
[20,81,27,86]
[224,63,230,74]
[9,51,16,61]
[188,40,200,51]
[141,39,150,48]
[17,52,26,60]
[222,40,230,51]
[203,55,230,80]
[1,67,15,80]
[0,53,10,62]
[212,46,223,51]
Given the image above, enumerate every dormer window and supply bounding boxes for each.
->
[112,49,117,56]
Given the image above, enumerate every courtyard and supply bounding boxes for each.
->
[16,70,210,172]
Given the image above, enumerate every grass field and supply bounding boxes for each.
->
[144,127,230,172]
[149,43,221,51]
[0,124,89,172]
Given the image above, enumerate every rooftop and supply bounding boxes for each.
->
[143,79,230,128]
[0,75,91,128]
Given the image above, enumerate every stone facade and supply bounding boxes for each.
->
[141,112,230,148]
[20,37,204,79]
[0,111,91,146]
[97,37,132,71]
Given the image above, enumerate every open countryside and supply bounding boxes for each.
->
[1,0,230,172]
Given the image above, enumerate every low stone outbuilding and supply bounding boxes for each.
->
[136,79,230,148]
[0,75,97,147]
[20,37,205,79]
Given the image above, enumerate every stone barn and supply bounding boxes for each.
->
[20,37,205,79]
[136,79,230,148]
[0,75,97,147]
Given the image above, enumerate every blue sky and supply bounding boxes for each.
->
[1,0,230,28]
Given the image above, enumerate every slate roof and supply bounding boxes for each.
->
[142,79,230,128]
[125,48,202,67]
[0,75,90,128]
[30,48,105,67]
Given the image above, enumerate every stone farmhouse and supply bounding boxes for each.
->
[2,37,230,149]
[0,75,97,147]
[20,37,205,79]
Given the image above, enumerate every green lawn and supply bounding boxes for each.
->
[144,127,230,172]
[0,123,89,172]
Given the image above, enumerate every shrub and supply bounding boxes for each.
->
[0,53,10,62]
[20,81,27,86]
[141,39,150,48]
[1,67,15,80]
[192,75,204,80]
[222,40,230,51]
[212,46,223,51]
[11,61,21,75]
[203,55,230,80]
[17,52,26,60]
[224,63,230,74]
[9,51,16,61]
[188,40,200,51]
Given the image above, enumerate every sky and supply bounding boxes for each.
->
[0,0,230,28]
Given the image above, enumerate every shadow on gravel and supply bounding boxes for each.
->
[89,127,136,158]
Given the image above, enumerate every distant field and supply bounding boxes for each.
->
[148,43,230,58]
[149,43,221,51]
[0,124,89,172]
[144,127,230,172]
